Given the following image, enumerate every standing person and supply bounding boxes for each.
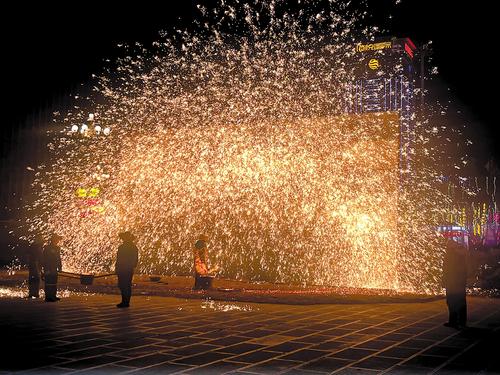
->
[115,231,139,308]
[442,235,468,329]
[27,236,44,298]
[42,234,63,302]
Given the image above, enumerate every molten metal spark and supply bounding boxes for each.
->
[24,1,450,293]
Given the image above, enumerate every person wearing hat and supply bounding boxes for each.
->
[115,231,139,308]
[193,235,218,290]
[42,234,63,302]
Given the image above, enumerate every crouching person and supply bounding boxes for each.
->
[193,235,218,290]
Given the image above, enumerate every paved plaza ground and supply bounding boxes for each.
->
[0,271,446,305]
[0,285,499,375]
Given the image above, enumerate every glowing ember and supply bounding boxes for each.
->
[23,1,450,293]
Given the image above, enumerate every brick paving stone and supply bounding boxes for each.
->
[58,355,125,370]
[338,333,374,343]
[111,344,172,358]
[298,357,351,372]
[240,329,277,339]
[127,362,193,374]
[244,359,299,374]
[18,366,75,375]
[282,368,328,375]
[341,322,374,330]
[309,340,350,352]
[330,348,377,361]
[207,335,252,346]
[230,350,283,363]
[384,365,432,374]
[292,334,332,344]
[333,367,380,374]
[377,333,412,342]
[106,338,163,349]
[438,336,474,347]
[433,365,477,375]
[116,353,177,367]
[282,328,318,337]
[1,293,498,374]
[251,334,296,346]
[354,340,395,350]
[402,354,450,368]
[154,330,199,340]
[169,336,209,346]
[323,318,358,326]
[377,346,422,359]
[266,341,311,353]
[182,360,249,374]
[280,349,328,362]
[353,355,402,371]
[357,327,388,335]
[172,351,232,366]
[217,343,266,355]
[393,326,428,335]
[420,344,463,357]
[322,328,356,337]
[70,364,137,374]
[398,338,436,349]
[165,343,220,356]
[57,345,125,360]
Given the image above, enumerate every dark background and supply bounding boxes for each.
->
[0,1,498,210]
[2,1,498,156]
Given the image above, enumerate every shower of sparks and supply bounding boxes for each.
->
[23,0,451,293]
[201,300,256,312]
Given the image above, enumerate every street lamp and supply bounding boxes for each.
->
[70,114,111,137]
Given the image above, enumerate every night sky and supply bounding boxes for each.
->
[2,1,498,163]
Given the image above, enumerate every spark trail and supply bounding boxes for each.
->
[24,0,449,293]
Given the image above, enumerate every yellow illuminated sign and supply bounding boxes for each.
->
[88,187,100,198]
[356,41,392,53]
[76,188,87,198]
[368,59,380,70]
[75,187,101,198]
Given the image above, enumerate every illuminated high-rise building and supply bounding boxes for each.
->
[346,37,419,176]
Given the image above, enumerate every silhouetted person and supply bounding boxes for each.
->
[116,231,139,308]
[27,236,44,298]
[193,235,218,290]
[42,234,63,302]
[443,237,467,328]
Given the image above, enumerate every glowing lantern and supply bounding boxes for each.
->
[80,124,88,134]
[103,127,111,135]
[71,124,79,132]
[94,125,102,134]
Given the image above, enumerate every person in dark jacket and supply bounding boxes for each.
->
[442,237,467,328]
[27,236,44,298]
[115,231,139,308]
[42,234,63,302]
